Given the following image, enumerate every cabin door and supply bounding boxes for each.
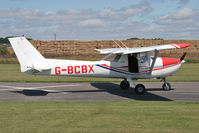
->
[128,52,150,73]
[128,54,139,73]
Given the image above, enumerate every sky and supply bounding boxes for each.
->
[0,0,198,40]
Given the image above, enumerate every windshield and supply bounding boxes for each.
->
[103,54,121,62]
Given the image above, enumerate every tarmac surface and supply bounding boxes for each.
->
[0,82,198,102]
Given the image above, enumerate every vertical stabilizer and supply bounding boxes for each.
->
[9,37,46,72]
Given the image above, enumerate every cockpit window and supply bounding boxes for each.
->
[113,55,121,62]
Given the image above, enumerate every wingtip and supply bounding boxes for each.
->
[176,43,190,48]
[95,49,102,52]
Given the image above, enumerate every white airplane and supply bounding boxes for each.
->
[9,37,190,95]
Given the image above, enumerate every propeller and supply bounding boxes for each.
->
[180,52,187,61]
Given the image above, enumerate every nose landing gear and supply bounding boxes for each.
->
[162,78,171,91]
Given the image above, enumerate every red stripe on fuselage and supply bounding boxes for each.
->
[119,66,128,68]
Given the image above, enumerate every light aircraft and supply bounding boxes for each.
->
[9,37,190,95]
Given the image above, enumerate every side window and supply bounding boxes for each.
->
[140,53,147,63]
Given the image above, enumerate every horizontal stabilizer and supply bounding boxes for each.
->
[27,65,51,73]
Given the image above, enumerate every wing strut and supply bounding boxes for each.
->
[149,49,159,74]
[118,40,128,50]
[112,40,123,49]
[112,40,129,50]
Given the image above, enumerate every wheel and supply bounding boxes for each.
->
[162,82,171,91]
[120,80,130,90]
[135,84,146,95]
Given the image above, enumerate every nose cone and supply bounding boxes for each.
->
[162,57,181,67]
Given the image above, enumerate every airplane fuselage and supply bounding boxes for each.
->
[30,57,182,79]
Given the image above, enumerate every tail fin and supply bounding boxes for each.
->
[9,37,47,72]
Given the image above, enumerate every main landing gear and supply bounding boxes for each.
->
[120,79,146,95]
[162,77,171,91]
[120,79,130,90]
[135,84,146,95]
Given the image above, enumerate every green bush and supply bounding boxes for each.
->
[0,46,9,55]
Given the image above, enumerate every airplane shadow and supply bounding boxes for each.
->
[10,89,106,96]
[147,88,174,91]
[11,90,50,96]
[10,83,172,101]
[90,82,172,101]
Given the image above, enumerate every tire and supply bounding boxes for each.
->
[162,82,171,91]
[120,80,130,90]
[135,84,146,95]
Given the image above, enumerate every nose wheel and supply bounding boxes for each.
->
[162,78,171,91]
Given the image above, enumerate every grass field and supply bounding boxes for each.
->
[0,101,198,133]
[0,63,199,82]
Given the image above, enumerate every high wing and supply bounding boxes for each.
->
[96,43,190,54]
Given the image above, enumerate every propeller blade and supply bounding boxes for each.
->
[180,52,187,61]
